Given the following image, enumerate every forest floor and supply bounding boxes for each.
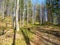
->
[30,26,60,45]
[0,25,60,45]
[0,16,60,45]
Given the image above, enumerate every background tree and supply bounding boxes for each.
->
[46,0,53,24]
[27,0,32,25]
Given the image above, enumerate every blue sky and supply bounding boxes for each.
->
[31,0,46,5]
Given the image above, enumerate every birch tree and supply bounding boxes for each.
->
[2,0,5,19]
[15,0,20,31]
[27,0,32,25]
[27,0,29,25]
[32,4,35,24]
[12,0,16,29]
[40,3,44,24]
[22,0,25,26]
[19,0,24,27]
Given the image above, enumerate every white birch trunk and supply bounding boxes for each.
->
[32,5,36,24]
[22,10,25,26]
[32,5,34,24]
[2,1,5,19]
[27,2,29,25]
[22,0,26,26]
[40,5,43,24]
[16,0,19,31]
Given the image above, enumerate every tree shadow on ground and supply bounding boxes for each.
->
[35,30,60,45]
[40,36,59,45]
[27,27,60,45]
[12,27,16,45]
[36,28,60,37]
[26,28,49,45]
[21,28,30,45]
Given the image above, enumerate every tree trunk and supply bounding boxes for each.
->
[27,4,29,25]
[22,9,25,26]
[32,5,35,24]
[16,0,19,31]
[2,1,5,19]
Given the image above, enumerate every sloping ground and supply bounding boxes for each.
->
[0,17,27,45]
[0,29,13,45]
[0,29,27,45]
[0,26,60,45]
[30,26,60,45]
[0,16,60,45]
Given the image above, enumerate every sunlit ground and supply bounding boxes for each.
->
[0,16,60,45]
